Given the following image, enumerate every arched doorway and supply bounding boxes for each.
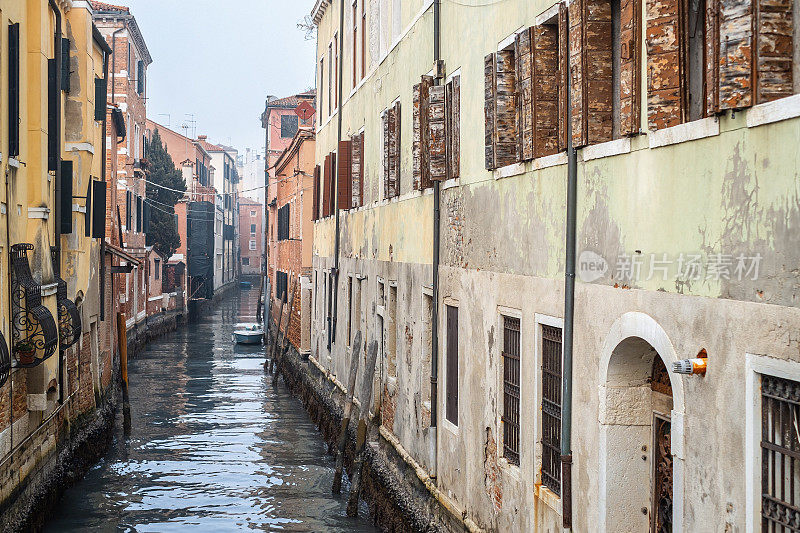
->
[598,313,684,533]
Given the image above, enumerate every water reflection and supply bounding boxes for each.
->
[46,290,375,532]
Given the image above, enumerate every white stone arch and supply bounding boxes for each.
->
[597,311,685,533]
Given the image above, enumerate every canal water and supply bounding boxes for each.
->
[46,290,376,532]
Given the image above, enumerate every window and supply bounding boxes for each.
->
[361,0,366,81]
[333,33,339,108]
[250,223,256,235]
[502,316,521,466]
[154,258,160,280]
[137,60,145,95]
[387,285,397,376]
[276,271,288,302]
[277,204,290,241]
[347,276,353,345]
[382,102,401,199]
[351,132,365,208]
[353,0,359,88]
[541,324,563,495]
[9,23,20,157]
[242,257,250,266]
[281,115,299,138]
[760,374,800,531]
[328,43,333,116]
[415,74,461,186]
[250,209,257,217]
[249,239,256,251]
[445,305,459,426]
[320,57,325,116]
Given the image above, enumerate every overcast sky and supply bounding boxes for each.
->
[126,0,317,154]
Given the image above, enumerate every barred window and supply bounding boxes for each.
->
[502,316,521,466]
[761,374,800,532]
[541,324,562,496]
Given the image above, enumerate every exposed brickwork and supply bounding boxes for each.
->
[381,384,396,433]
[484,427,503,513]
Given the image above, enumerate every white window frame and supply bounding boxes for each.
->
[497,306,523,475]
[249,239,256,251]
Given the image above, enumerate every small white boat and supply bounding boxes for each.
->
[232,323,264,345]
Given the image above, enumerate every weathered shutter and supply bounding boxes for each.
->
[91,180,107,239]
[586,0,613,143]
[429,85,447,181]
[323,154,332,217]
[413,76,434,189]
[143,201,150,233]
[126,190,132,229]
[61,160,73,234]
[718,0,753,109]
[495,49,518,167]
[558,5,570,151]
[516,29,534,161]
[413,83,423,189]
[569,0,587,146]
[62,38,71,93]
[337,140,352,210]
[619,0,643,135]
[9,23,20,157]
[48,58,58,172]
[647,0,686,129]
[351,135,361,208]
[387,107,397,198]
[754,0,794,103]
[383,111,390,199]
[85,180,93,237]
[136,195,142,233]
[330,152,337,212]
[312,165,320,220]
[449,75,461,180]
[95,78,107,122]
[485,54,497,170]
[705,0,721,115]
[358,133,365,205]
[534,25,560,156]
[393,101,402,195]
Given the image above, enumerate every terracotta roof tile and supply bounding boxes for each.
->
[90,0,130,13]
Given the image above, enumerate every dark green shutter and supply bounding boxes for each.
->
[62,38,71,93]
[48,58,58,171]
[91,181,107,239]
[85,179,93,237]
[143,201,150,233]
[137,60,144,94]
[136,196,142,233]
[95,78,107,122]
[8,23,20,157]
[61,160,73,234]
[126,191,132,229]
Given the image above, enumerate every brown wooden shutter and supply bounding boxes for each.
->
[718,0,753,109]
[754,0,794,103]
[429,85,447,181]
[496,49,518,167]
[387,106,397,198]
[351,134,361,208]
[322,154,332,217]
[558,4,570,151]
[313,165,320,220]
[569,0,588,146]
[449,75,461,180]
[619,0,642,135]
[647,0,686,129]
[533,25,560,156]
[338,140,352,210]
[586,0,613,143]
[413,82,423,190]
[705,0,721,115]
[359,133,365,205]
[383,111,390,199]
[393,101,402,196]
[516,28,534,161]
[485,54,497,169]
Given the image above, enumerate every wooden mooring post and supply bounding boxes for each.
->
[266,281,288,372]
[272,277,298,385]
[346,340,379,517]
[331,330,362,493]
[116,312,131,435]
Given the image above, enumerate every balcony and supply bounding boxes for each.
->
[0,330,10,387]
[51,247,82,351]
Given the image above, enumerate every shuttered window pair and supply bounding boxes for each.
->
[382,102,401,199]
[351,132,365,208]
[322,152,337,218]
[337,140,352,209]
[413,75,461,186]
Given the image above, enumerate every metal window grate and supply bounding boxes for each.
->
[502,316,521,466]
[761,374,800,532]
[541,324,562,496]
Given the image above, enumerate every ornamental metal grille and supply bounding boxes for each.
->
[541,324,562,496]
[51,247,81,351]
[502,316,521,466]
[0,331,10,388]
[761,374,800,532]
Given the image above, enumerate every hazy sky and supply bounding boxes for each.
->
[126,0,317,154]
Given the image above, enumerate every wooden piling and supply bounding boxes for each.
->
[272,277,298,384]
[116,312,131,435]
[332,330,362,493]
[346,340,379,517]
[266,280,288,372]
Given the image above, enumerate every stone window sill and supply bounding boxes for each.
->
[493,162,526,180]
[537,484,562,515]
[441,178,459,190]
[648,116,719,149]
[494,152,568,181]
[582,137,631,161]
[746,93,800,128]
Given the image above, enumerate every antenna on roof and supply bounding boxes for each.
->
[184,113,196,139]
[157,113,170,127]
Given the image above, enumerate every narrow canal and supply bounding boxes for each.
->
[46,289,376,532]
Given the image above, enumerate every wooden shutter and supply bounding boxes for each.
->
[429,85,447,181]
[359,134,365,205]
[126,190,132,229]
[413,82,422,189]
[449,76,461,180]
[386,105,398,198]
[495,49,518,167]
[85,179,93,237]
[705,0,721,115]
[91,180,107,239]
[48,58,58,172]
[558,5,570,151]
[485,54,497,170]
[586,0,613,143]
[323,154,332,217]
[312,165,320,220]
[413,79,433,190]
[351,135,361,208]
[446,305,459,425]
[516,28,534,161]
[647,0,686,129]
[338,140,352,210]
[330,152,337,213]
[569,0,588,146]
[61,160,73,234]
[95,78,107,122]
[754,0,794,103]
[619,0,643,135]
[534,25,560,156]
[9,23,20,157]
[393,101,401,195]
[62,38,71,93]
[718,0,753,109]
[383,111,390,199]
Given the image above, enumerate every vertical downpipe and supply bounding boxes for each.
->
[332,0,346,349]
[50,1,62,253]
[100,34,110,321]
[562,37,578,530]
[430,0,441,478]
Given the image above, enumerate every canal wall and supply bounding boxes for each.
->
[271,325,466,533]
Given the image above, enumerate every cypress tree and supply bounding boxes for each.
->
[144,128,186,259]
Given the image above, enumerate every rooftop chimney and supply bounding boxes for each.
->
[198,135,207,141]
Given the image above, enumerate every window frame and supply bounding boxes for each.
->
[535,313,564,500]
[444,302,460,429]
[500,312,522,468]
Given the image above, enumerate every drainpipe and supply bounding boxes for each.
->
[49,0,63,256]
[98,28,110,321]
[331,0,345,350]
[561,45,578,530]
[430,0,441,477]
